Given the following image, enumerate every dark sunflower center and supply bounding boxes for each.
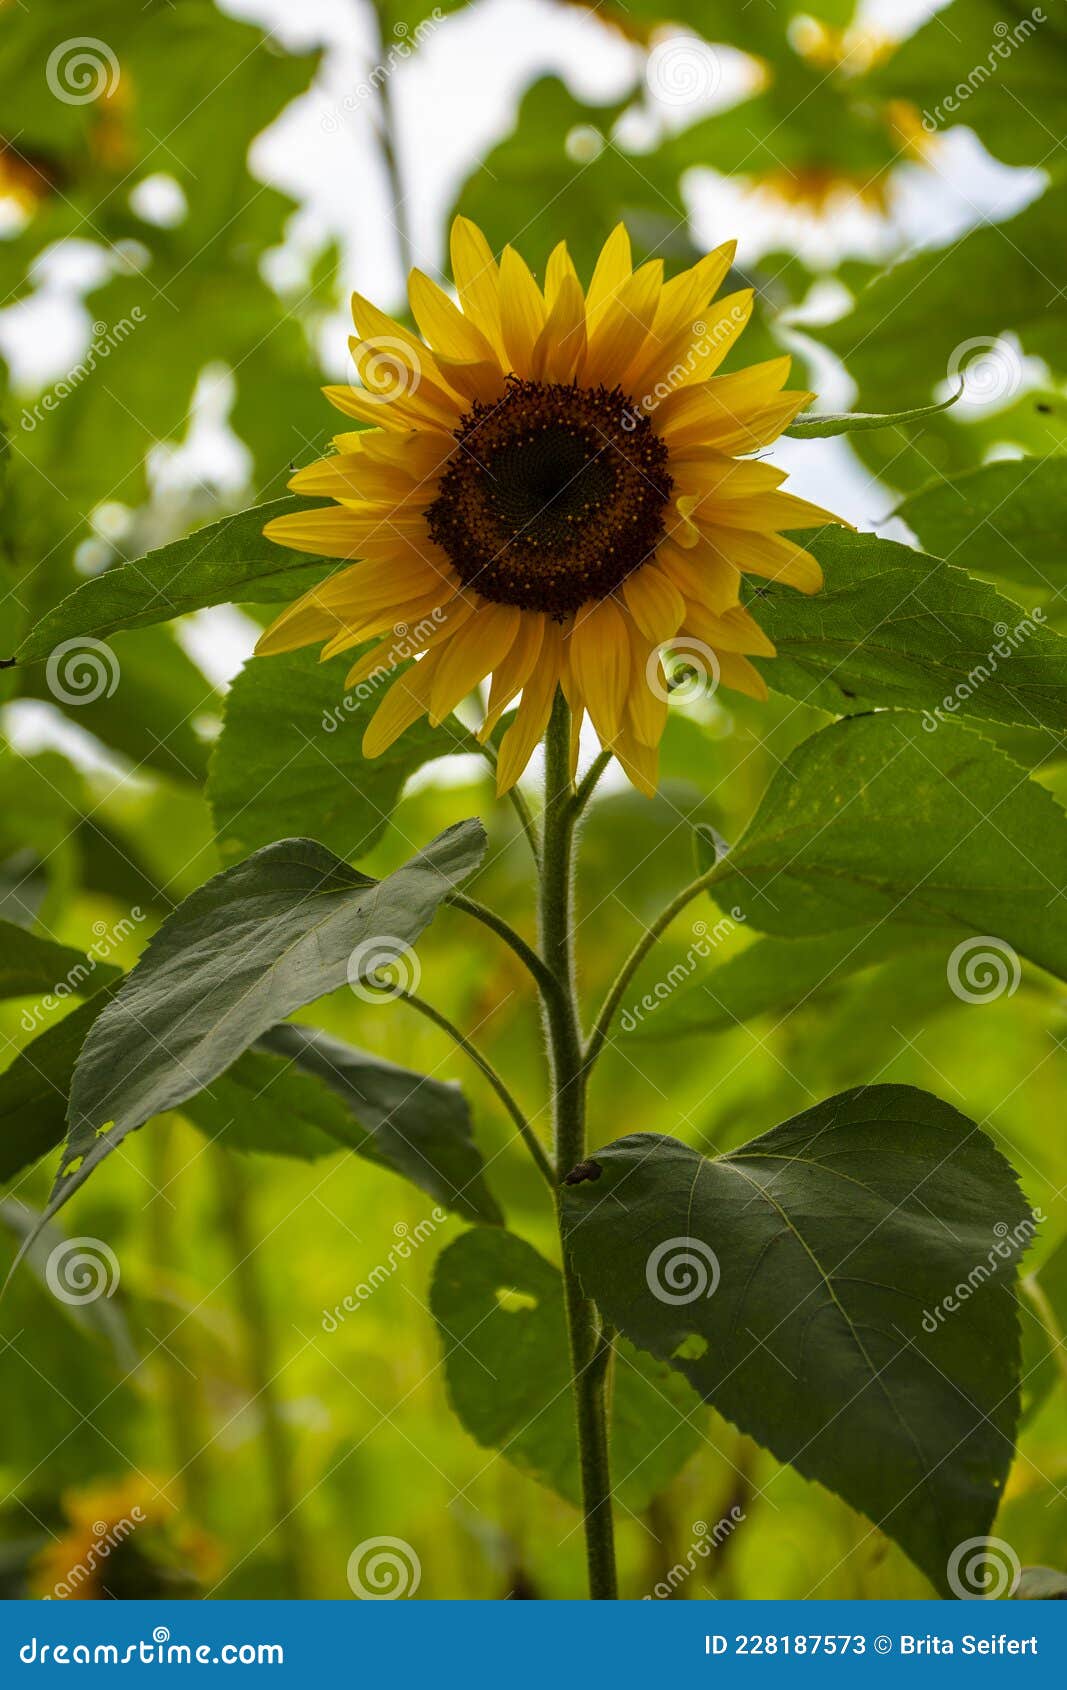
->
[426,378,672,616]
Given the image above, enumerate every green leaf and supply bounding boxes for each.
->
[430,1227,702,1510]
[709,713,1067,981]
[0,919,120,1003]
[872,0,1067,170]
[624,925,958,1041]
[214,1024,503,1224]
[560,1085,1032,1595]
[784,390,962,437]
[453,77,686,277]
[47,821,486,1224]
[752,528,1067,729]
[898,457,1067,595]
[820,181,1067,409]
[0,992,115,1185]
[20,623,216,784]
[14,500,329,663]
[208,647,469,865]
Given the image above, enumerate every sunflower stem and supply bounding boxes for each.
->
[540,690,618,1600]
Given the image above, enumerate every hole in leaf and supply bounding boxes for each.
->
[672,1333,708,1361]
[494,1286,538,1314]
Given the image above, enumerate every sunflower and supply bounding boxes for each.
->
[258,219,843,796]
[27,1474,220,1599]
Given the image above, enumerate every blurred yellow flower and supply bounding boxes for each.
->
[260,218,843,795]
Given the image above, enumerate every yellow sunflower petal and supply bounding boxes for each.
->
[263,508,425,560]
[499,246,547,376]
[683,601,776,656]
[544,240,581,310]
[289,454,434,504]
[583,260,663,387]
[450,217,507,361]
[408,268,500,367]
[614,724,659,798]
[478,612,546,740]
[495,623,563,793]
[649,241,736,344]
[621,564,686,643]
[428,602,522,725]
[531,273,587,383]
[344,597,471,687]
[715,649,769,701]
[569,598,630,743]
[585,222,631,329]
[704,527,823,593]
[623,618,669,749]
[656,356,793,447]
[710,490,847,531]
[362,650,443,757]
[657,539,742,614]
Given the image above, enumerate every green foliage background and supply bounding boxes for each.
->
[1,0,1066,1600]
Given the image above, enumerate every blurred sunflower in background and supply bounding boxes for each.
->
[259,218,844,795]
[28,1475,219,1600]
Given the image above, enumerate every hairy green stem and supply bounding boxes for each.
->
[447,891,564,1011]
[395,989,555,1189]
[540,691,618,1600]
[584,863,719,1073]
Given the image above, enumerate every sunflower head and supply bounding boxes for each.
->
[28,1475,220,1600]
[258,218,845,796]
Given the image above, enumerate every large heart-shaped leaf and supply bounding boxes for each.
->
[898,458,1067,595]
[709,713,1067,983]
[46,821,485,1223]
[752,529,1067,730]
[431,1227,702,1510]
[207,648,469,866]
[12,498,329,662]
[561,1085,1032,1595]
